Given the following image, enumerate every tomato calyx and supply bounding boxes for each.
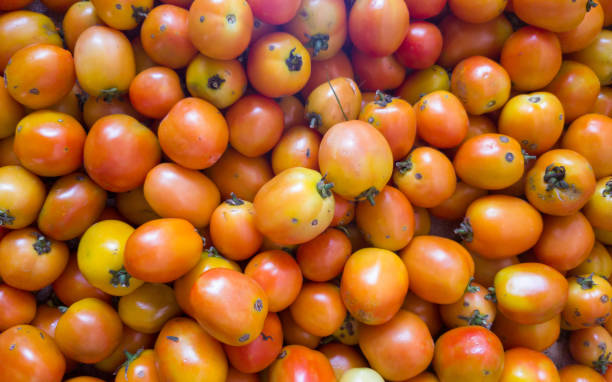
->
[593,349,612,374]
[587,0,599,12]
[395,157,413,175]
[316,175,335,198]
[465,277,480,293]
[98,88,123,103]
[356,187,380,206]
[458,309,491,329]
[205,246,223,258]
[285,48,304,72]
[109,266,132,288]
[58,305,68,313]
[454,218,474,242]
[522,149,537,162]
[603,180,612,197]
[305,33,330,57]
[131,5,150,24]
[334,225,350,237]
[543,164,569,192]
[32,232,52,255]
[225,192,245,206]
[119,348,144,379]
[0,209,15,226]
[577,273,598,290]
[374,90,394,107]
[306,112,323,129]
[485,287,497,303]
[207,74,226,90]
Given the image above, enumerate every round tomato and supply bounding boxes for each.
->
[91,0,153,30]
[395,65,450,104]
[492,313,561,351]
[0,284,36,331]
[118,283,181,333]
[268,345,335,382]
[305,77,362,135]
[569,241,612,280]
[271,126,321,174]
[395,21,443,70]
[129,66,184,119]
[560,364,606,382]
[62,1,103,52]
[296,228,351,282]
[278,95,305,128]
[351,49,406,91]
[289,282,345,337]
[0,80,24,140]
[82,95,141,129]
[569,326,612,373]
[415,90,468,149]
[563,273,612,329]
[0,165,45,229]
[499,347,560,382]
[562,113,612,178]
[186,54,246,109]
[439,280,497,329]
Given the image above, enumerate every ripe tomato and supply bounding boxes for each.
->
[534,212,595,271]
[494,262,568,324]
[289,282,345,337]
[268,345,336,382]
[592,87,612,117]
[158,98,228,170]
[563,273,612,329]
[118,283,181,333]
[96,326,155,373]
[471,252,519,287]
[348,0,409,57]
[562,113,612,178]
[247,32,311,98]
[584,177,612,232]
[116,187,160,226]
[114,348,161,382]
[341,248,408,325]
[0,165,45,229]
[330,193,355,226]
[91,0,153,30]
[514,0,590,32]
[244,250,303,312]
[155,317,227,382]
[332,313,360,346]
[14,111,85,177]
[351,49,406,91]
[570,30,612,86]
[31,305,62,339]
[305,77,362,134]
[78,220,144,296]
[0,80,24,140]
[55,297,123,364]
[82,96,141,129]
[284,0,347,60]
[301,51,354,98]
[393,147,457,208]
[271,126,321,174]
[247,0,300,24]
[544,60,601,122]
[278,95,305,128]
[296,228,351,282]
[415,90,468,149]
[558,0,605,53]
[449,0,506,23]
[279,310,321,349]
[0,284,36,331]
[395,21,443,70]
[52,255,111,305]
[525,149,596,216]
[396,65,450,105]
[433,326,504,382]
[404,0,446,19]
[498,92,565,155]
[190,268,268,346]
[402,292,443,337]
[439,280,497,329]
[569,241,612,280]
[0,0,33,10]
[226,368,259,382]
[0,324,66,382]
[62,1,103,52]
[141,4,197,69]
[0,11,62,72]
[499,347,560,382]
[319,343,368,380]
[569,326,612,373]
[401,236,473,304]
[186,54,246,109]
[129,66,184,119]
[360,310,433,380]
[560,365,606,382]
[493,313,561,351]
[223,312,283,373]
[74,26,135,99]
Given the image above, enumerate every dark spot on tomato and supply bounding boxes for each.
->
[254,299,263,312]
[226,14,236,24]
[528,96,541,103]
[9,344,15,350]
[311,219,318,226]
[269,45,275,51]
[238,333,250,342]
[499,136,509,143]
[29,88,39,95]
[40,332,44,339]
[559,114,563,120]
[200,15,205,22]
[291,218,298,224]
[505,152,514,162]
[486,100,496,108]
[76,174,85,181]
[415,173,423,179]
[299,9,308,18]
[116,3,122,9]
[160,24,167,32]
[17,126,22,132]
[254,19,261,27]
[261,332,273,341]
[420,100,428,111]
[367,116,374,124]
[166,336,179,342]
[306,148,311,158]
[483,370,490,375]
[602,295,609,303]
[278,350,287,359]
[385,234,390,239]
[64,147,69,152]
[463,301,469,307]
[207,74,226,90]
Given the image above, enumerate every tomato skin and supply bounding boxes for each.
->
[186,54,246,109]
[330,193,355,227]
[223,312,283,373]
[341,248,409,325]
[0,324,66,382]
[396,65,450,105]
[558,0,605,53]
[296,228,351,282]
[158,97,228,170]
[97,326,156,374]
[563,274,612,330]
[592,87,612,117]
[247,0,300,24]
[0,165,46,229]
[268,345,335,382]
[439,280,496,329]
[114,348,160,382]
[129,66,184,119]
[471,252,518,287]
[301,51,354,98]
[571,30,612,85]
[562,114,612,178]
[495,262,568,325]
[569,242,612,280]
[0,284,36,331]
[116,187,160,227]
[278,96,305,128]
[279,310,321,349]
[53,255,111,305]
[82,96,141,129]
[402,292,442,337]
[290,282,345,337]
[514,0,588,33]
[449,0,506,23]
[525,149,597,216]
[55,297,123,364]
[319,343,368,380]
[569,326,612,372]
[190,268,268,346]
[360,310,434,381]
[433,326,504,382]
[349,0,410,57]
[584,177,612,232]
[395,21,443,70]
[499,347,560,382]
[0,81,24,140]
[560,365,606,382]
[0,0,33,10]
[62,1,103,52]
[351,49,406,92]
[247,32,312,98]
[91,0,153,30]
[210,197,262,261]
[415,90,469,149]
[155,317,227,382]
[31,305,62,339]
[271,126,321,174]
[493,313,561,351]
[118,283,181,334]
[306,77,362,135]
[404,0,446,19]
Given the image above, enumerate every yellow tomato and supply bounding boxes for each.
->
[118,283,181,334]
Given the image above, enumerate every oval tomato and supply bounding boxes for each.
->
[186,54,246,109]
[0,165,45,229]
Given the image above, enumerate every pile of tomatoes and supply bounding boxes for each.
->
[0,0,612,381]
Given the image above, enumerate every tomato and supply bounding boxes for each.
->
[118,283,181,334]
[498,92,565,155]
[604,0,612,26]
[301,51,354,98]
[305,77,362,134]
[558,0,605,53]
[74,26,135,99]
[90,0,152,30]
[449,0,506,23]
[514,0,589,33]
[250,18,277,43]
[394,21,443,70]
[331,193,355,226]
[246,0,300,24]
[55,297,122,364]
[437,14,513,69]
[471,252,519,287]
[0,284,36,331]
[563,273,612,329]
[396,65,450,105]
[114,348,161,382]
[560,365,606,382]
[271,126,321,174]
[401,236,472,304]
[296,228,351,282]
[569,326,612,373]
[279,310,321,349]
[341,248,409,325]
[129,66,184,119]
[494,262,568,324]
[433,326,504,382]
[223,312,282,373]
[84,114,160,192]
[412,207,431,237]
[49,83,83,122]
[585,177,612,233]
[0,80,24,140]
[499,347,560,382]
[132,37,155,73]
[534,212,595,271]
[268,345,335,382]
[319,343,368,380]
[82,96,141,129]
[0,165,45,229]
[190,268,268,346]
[244,250,303,312]
[544,60,601,122]
[53,255,111,305]
[226,368,260,382]
[116,187,160,226]
[96,326,155,374]
[284,0,347,60]
[247,32,311,98]
[0,11,62,72]
[440,280,496,329]
[155,317,227,382]
[562,114,612,178]
[493,313,561,351]
[404,0,446,19]
[188,0,252,60]
[525,149,597,216]
[278,96,305,128]
[0,136,19,166]
[289,282,345,337]
[186,55,246,109]
[402,292,442,337]
[158,98,228,170]
[569,241,612,280]
[570,30,612,86]
[360,310,433,380]
[339,368,384,382]
[0,324,66,382]
[401,372,440,382]
[415,90,468,149]
[331,313,360,346]
[351,49,406,91]
[348,0,409,57]
[31,305,62,339]
[205,147,273,201]
[592,87,612,117]
[78,220,144,296]
[0,0,33,10]
[62,1,103,52]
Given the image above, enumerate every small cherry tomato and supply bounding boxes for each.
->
[396,65,450,105]
[278,95,305,128]
[563,273,612,329]
[82,96,141,129]
[116,187,160,227]
[449,0,506,23]
[279,310,321,349]
[330,193,355,226]
[395,21,443,70]
[0,80,24,140]
[560,364,606,382]
[569,325,612,373]
[592,87,612,117]
[569,241,612,280]
[62,1,103,51]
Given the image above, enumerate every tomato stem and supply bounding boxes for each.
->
[395,157,413,175]
[305,33,330,57]
[0,209,15,226]
[587,0,599,12]
[207,74,226,90]
[32,232,52,256]
[109,267,132,288]
[485,287,497,303]
[316,175,334,199]
[356,187,379,206]
[285,48,303,72]
[306,112,322,129]
[543,164,569,192]
[206,246,222,258]
[98,88,122,103]
[334,225,350,237]
[603,180,612,197]
[521,149,536,162]
[131,5,150,24]
[120,348,144,379]
[577,273,597,290]
[458,309,490,329]
[465,277,480,293]
[225,192,244,206]
[374,90,393,107]
[454,218,473,242]
[593,350,611,374]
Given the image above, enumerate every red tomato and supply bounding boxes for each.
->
[129,66,184,119]
[562,113,612,178]
[268,345,335,382]
[499,347,561,382]
[404,0,446,19]
[449,0,506,23]
[351,49,406,91]
[289,282,346,337]
[0,284,36,331]
[247,0,300,24]
[395,21,443,70]
[296,228,352,282]
[414,90,469,149]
